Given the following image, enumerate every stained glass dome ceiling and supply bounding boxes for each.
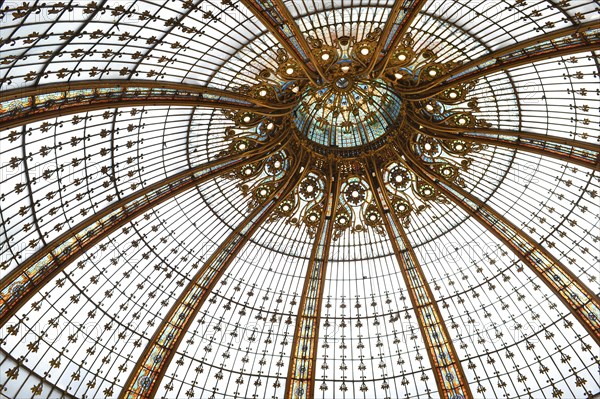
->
[0,1,599,399]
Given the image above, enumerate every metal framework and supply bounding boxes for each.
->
[411,116,600,169]
[239,0,326,83]
[1,80,294,109]
[365,163,473,399]
[1,1,599,398]
[406,21,600,97]
[0,138,285,326]
[367,0,429,77]
[400,145,600,346]
[0,80,294,130]
[121,150,305,398]
[284,164,339,399]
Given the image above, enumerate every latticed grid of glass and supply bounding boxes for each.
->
[0,1,599,399]
[293,80,402,148]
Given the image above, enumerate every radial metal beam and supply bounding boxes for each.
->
[364,164,474,399]
[120,151,305,399]
[411,117,600,170]
[0,80,294,130]
[0,138,287,327]
[1,80,294,109]
[400,145,600,346]
[368,0,428,78]
[240,0,326,84]
[284,165,339,399]
[405,22,600,97]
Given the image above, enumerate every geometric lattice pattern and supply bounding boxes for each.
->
[1,1,599,399]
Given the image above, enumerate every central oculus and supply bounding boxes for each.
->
[292,78,402,154]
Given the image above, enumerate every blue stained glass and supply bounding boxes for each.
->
[293,79,402,150]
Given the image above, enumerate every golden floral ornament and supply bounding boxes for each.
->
[1,4,599,399]
[212,29,483,237]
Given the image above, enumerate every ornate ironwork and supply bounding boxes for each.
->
[214,32,482,236]
[2,1,599,397]
[398,141,600,346]
[411,116,600,169]
[121,150,305,398]
[284,165,339,399]
[404,21,600,97]
[367,0,429,77]
[366,162,474,399]
[0,139,286,326]
[0,80,295,130]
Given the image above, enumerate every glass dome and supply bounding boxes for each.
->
[0,1,599,399]
[293,78,402,152]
